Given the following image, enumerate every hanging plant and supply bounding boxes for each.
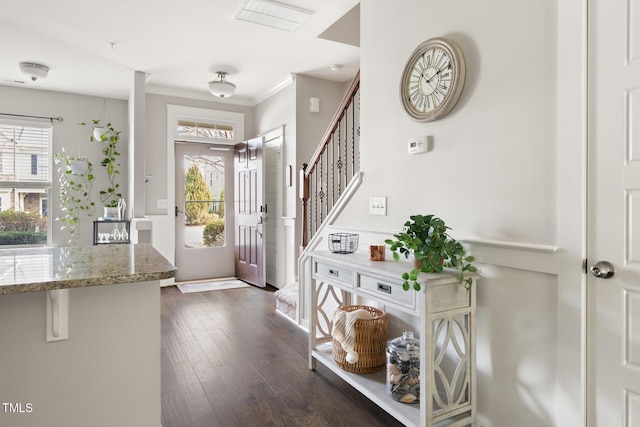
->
[53,150,95,244]
[82,119,122,208]
[91,99,109,144]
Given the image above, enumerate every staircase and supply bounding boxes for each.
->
[300,70,361,250]
[275,71,361,324]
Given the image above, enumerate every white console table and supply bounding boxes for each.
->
[306,251,477,427]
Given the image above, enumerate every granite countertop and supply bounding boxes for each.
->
[0,244,176,295]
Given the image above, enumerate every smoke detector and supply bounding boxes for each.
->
[19,62,49,81]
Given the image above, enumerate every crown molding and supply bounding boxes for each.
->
[253,73,296,105]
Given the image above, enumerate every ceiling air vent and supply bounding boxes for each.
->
[234,0,313,32]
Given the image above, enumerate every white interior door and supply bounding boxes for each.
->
[264,128,284,288]
[174,143,234,282]
[587,0,640,424]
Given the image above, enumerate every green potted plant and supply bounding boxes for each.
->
[83,119,123,217]
[385,214,477,291]
[53,150,95,244]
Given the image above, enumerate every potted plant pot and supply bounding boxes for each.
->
[103,206,119,220]
[93,127,108,142]
[68,159,89,175]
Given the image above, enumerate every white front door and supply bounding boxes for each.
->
[587,0,640,424]
[174,143,234,282]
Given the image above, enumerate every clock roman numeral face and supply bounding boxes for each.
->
[407,48,452,113]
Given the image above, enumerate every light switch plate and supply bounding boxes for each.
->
[309,97,320,113]
[369,196,387,216]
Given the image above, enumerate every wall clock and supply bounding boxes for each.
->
[400,37,466,122]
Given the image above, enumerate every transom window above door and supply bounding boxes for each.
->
[176,120,234,140]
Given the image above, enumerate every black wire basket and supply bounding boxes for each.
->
[328,233,359,254]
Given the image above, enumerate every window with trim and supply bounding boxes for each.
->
[0,120,51,246]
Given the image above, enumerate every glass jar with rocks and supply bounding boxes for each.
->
[387,331,420,404]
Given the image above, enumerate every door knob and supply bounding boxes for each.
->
[590,261,615,279]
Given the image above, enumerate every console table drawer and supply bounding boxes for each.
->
[357,273,415,310]
[314,261,354,287]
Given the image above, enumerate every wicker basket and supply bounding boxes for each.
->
[332,305,388,373]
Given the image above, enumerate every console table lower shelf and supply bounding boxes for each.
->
[312,344,420,426]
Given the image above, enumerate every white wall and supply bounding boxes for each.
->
[323,2,561,426]
[0,86,128,247]
[294,75,348,175]
[352,2,557,240]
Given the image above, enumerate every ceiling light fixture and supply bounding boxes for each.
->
[234,0,314,32]
[19,62,49,81]
[331,64,344,72]
[208,72,236,99]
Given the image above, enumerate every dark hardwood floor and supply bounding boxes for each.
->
[160,284,404,427]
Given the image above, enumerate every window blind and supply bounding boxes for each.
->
[0,122,51,187]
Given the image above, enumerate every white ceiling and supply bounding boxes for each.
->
[0,0,360,105]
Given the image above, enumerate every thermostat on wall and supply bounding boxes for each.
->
[408,136,428,154]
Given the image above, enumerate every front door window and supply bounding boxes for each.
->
[182,153,225,248]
